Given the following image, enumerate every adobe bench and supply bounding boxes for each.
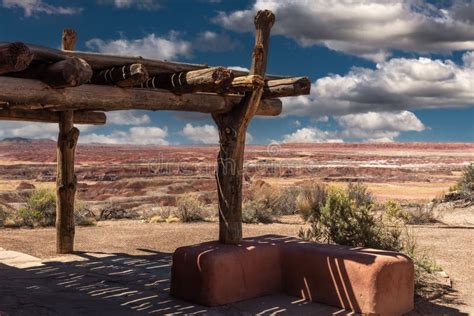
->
[170,235,414,315]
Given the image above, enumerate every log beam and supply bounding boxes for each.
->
[263,76,311,98]
[17,43,284,79]
[11,57,92,88]
[0,77,282,116]
[91,64,149,87]
[0,42,33,75]
[139,67,234,93]
[0,109,106,124]
[212,10,275,244]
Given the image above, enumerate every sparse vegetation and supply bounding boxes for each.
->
[99,202,138,220]
[18,188,56,227]
[175,193,205,222]
[458,163,474,200]
[242,201,274,224]
[298,182,440,295]
[295,183,327,221]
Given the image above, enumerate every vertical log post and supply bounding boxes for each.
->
[56,28,79,253]
[212,10,275,244]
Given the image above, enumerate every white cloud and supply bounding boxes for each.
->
[181,123,218,144]
[86,32,192,60]
[228,66,249,72]
[98,0,161,10]
[0,122,95,140]
[181,123,254,144]
[2,0,82,16]
[215,0,474,62]
[282,127,343,143]
[284,52,474,118]
[336,111,426,142]
[194,31,238,52]
[80,126,169,145]
[107,111,151,125]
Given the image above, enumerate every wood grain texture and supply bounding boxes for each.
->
[0,42,33,75]
[0,77,281,116]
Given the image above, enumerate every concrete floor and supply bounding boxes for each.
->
[0,248,346,316]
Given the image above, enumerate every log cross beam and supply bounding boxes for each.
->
[56,28,78,254]
[212,10,275,244]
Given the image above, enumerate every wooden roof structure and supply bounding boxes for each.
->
[0,10,310,253]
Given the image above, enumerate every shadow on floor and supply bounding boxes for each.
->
[0,249,343,315]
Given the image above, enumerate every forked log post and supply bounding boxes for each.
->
[212,10,275,244]
[0,42,33,75]
[56,28,78,254]
[139,67,234,93]
[56,111,79,253]
[0,109,106,124]
[91,64,149,87]
[11,57,92,88]
[0,77,282,116]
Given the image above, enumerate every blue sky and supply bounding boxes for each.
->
[0,0,473,144]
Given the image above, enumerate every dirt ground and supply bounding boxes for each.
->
[0,219,472,315]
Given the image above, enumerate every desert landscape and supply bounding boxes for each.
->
[0,139,473,314]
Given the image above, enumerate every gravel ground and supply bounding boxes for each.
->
[0,219,472,315]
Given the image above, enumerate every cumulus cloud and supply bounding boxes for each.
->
[181,123,254,144]
[194,31,238,52]
[97,0,161,10]
[181,123,218,144]
[215,0,474,61]
[284,52,474,118]
[107,111,151,125]
[336,111,426,142]
[86,32,192,60]
[0,122,96,140]
[80,126,169,145]
[282,127,343,143]
[2,0,82,16]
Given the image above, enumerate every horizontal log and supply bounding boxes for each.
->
[228,75,265,94]
[0,108,106,124]
[0,42,33,75]
[91,64,149,87]
[0,77,282,116]
[11,57,92,88]
[139,67,234,93]
[263,76,311,98]
[11,43,285,79]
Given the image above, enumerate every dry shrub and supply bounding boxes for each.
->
[99,203,138,220]
[249,184,301,216]
[242,201,274,224]
[74,201,97,226]
[296,183,327,221]
[175,193,205,222]
[18,188,56,227]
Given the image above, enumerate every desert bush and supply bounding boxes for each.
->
[19,188,56,227]
[175,193,205,222]
[384,200,411,222]
[74,201,96,226]
[299,186,401,251]
[0,205,7,227]
[242,201,274,224]
[406,203,437,224]
[458,163,474,199]
[296,183,327,221]
[99,203,138,220]
[249,185,301,216]
[347,182,374,207]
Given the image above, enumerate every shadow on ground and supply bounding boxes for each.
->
[0,248,468,315]
[0,249,341,315]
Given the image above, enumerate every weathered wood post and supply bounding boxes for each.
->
[212,10,275,244]
[56,28,79,253]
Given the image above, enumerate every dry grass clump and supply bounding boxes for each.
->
[174,193,205,222]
